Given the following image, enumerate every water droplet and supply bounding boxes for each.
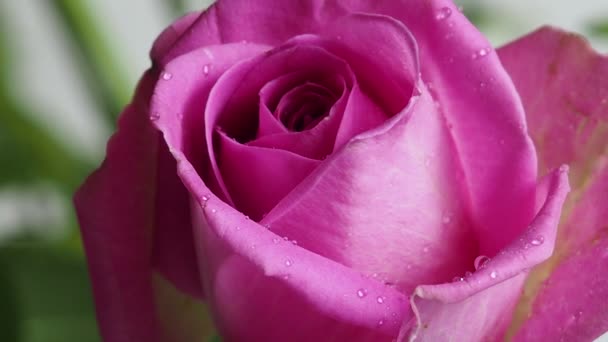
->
[530,236,544,246]
[203,64,210,76]
[282,274,290,280]
[244,215,250,220]
[272,237,281,244]
[376,296,385,304]
[202,194,210,201]
[442,214,452,225]
[453,276,465,282]
[472,48,491,59]
[435,7,452,20]
[235,226,241,231]
[150,112,160,121]
[490,271,498,279]
[250,244,256,249]
[285,259,293,267]
[283,236,289,241]
[474,255,491,270]
[356,288,368,298]
[464,271,473,278]
[264,223,271,229]
[162,72,173,80]
[291,240,298,245]
[371,273,378,278]
[377,319,385,327]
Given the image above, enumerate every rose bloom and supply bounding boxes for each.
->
[75,0,608,341]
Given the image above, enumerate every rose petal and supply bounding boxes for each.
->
[149,41,268,297]
[498,27,608,341]
[399,166,570,341]
[74,73,161,342]
[75,71,214,341]
[202,40,355,210]
[150,42,270,204]
[380,0,539,255]
[165,163,411,340]
[259,13,476,293]
[217,130,320,220]
[150,11,201,63]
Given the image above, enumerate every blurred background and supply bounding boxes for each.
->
[0,1,606,341]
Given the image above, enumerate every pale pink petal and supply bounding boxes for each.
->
[150,42,270,204]
[498,27,608,341]
[399,167,570,341]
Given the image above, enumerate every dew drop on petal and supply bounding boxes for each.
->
[150,112,160,121]
[356,288,368,298]
[435,7,452,20]
[377,319,385,327]
[235,226,241,231]
[464,271,473,278]
[490,271,498,279]
[210,208,217,214]
[291,240,298,246]
[474,255,491,270]
[272,237,281,244]
[162,71,173,80]
[472,48,491,59]
[244,215,250,220]
[285,259,293,267]
[283,236,289,241]
[376,296,385,304]
[453,276,465,282]
[530,236,544,246]
[203,64,210,76]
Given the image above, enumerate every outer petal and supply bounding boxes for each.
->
[74,72,161,342]
[498,27,608,341]
[399,167,570,341]
[157,118,410,342]
[74,72,215,341]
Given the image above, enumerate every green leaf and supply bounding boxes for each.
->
[587,18,608,38]
[46,0,131,127]
[0,94,92,195]
[0,243,100,342]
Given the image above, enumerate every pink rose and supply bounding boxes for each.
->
[75,1,608,341]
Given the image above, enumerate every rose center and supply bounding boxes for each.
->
[275,82,337,132]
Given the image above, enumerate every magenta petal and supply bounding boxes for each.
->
[263,86,477,292]
[334,83,388,149]
[204,39,353,165]
[172,162,410,340]
[400,167,570,341]
[150,11,201,63]
[150,42,269,204]
[383,0,539,255]
[498,27,608,341]
[217,130,320,220]
[74,72,162,342]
